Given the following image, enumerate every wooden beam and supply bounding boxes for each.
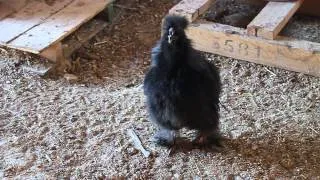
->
[40,42,72,76]
[169,0,215,22]
[247,0,304,40]
[40,42,63,62]
[187,22,320,76]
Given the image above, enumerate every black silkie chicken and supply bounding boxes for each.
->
[143,15,222,147]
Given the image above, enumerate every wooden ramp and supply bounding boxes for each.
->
[0,0,112,62]
[168,0,320,77]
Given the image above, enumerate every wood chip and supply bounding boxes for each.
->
[64,73,78,81]
[126,129,151,158]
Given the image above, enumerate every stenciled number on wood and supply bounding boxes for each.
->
[254,46,261,58]
[224,40,234,53]
[239,43,249,56]
[212,39,261,58]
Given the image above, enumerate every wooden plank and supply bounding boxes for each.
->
[186,22,320,76]
[0,0,73,44]
[8,0,112,53]
[169,0,215,22]
[247,0,304,40]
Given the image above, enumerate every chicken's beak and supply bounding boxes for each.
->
[168,35,172,44]
[168,27,174,44]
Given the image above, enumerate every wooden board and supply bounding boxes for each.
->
[6,0,112,54]
[187,22,320,76]
[169,0,214,22]
[247,0,304,40]
[0,0,73,44]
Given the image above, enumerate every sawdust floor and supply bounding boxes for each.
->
[281,14,320,43]
[0,0,320,179]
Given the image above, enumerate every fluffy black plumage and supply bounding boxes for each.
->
[143,15,222,147]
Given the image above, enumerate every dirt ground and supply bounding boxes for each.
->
[1,0,320,179]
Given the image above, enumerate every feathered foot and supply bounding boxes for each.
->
[192,130,224,151]
[152,129,176,147]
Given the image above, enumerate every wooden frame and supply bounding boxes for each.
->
[0,0,113,62]
[169,0,320,77]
